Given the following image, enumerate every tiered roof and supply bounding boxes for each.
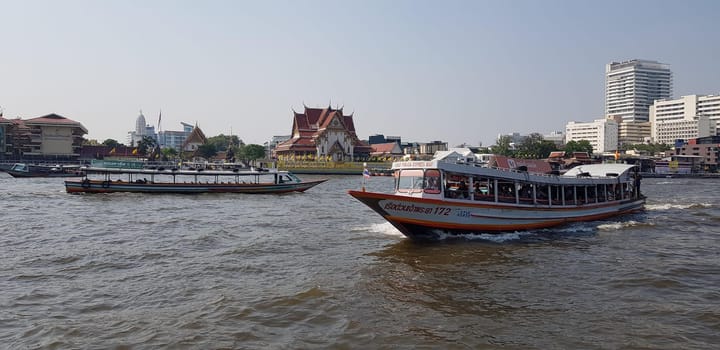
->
[182,124,208,150]
[276,104,371,153]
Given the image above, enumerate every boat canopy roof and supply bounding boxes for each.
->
[562,163,638,178]
[81,166,284,176]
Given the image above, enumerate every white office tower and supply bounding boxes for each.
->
[605,60,672,122]
[650,94,720,144]
[565,117,618,154]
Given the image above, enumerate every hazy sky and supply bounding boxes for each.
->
[1,0,718,147]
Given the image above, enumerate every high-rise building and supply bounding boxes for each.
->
[605,60,672,122]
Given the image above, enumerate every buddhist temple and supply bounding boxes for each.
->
[274,104,371,161]
[182,124,207,152]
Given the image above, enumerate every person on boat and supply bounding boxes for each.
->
[633,169,642,198]
[458,179,468,199]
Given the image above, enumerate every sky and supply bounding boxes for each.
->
[1,0,719,147]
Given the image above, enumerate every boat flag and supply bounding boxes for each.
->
[109,147,116,155]
[362,163,369,192]
[132,148,138,155]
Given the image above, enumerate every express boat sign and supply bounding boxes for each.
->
[91,160,145,169]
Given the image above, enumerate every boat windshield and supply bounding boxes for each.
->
[396,169,440,194]
[397,169,424,193]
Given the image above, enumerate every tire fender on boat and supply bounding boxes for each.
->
[101,180,110,188]
[81,179,91,188]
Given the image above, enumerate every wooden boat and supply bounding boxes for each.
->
[6,163,84,178]
[65,165,327,194]
[349,155,645,240]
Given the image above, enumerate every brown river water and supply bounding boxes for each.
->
[1,173,718,349]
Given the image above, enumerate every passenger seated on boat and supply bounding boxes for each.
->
[457,180,469,199]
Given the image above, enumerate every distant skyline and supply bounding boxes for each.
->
[1,0,719,147]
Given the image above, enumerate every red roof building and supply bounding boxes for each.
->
[370,142,403,157]
[1,113,87,160]
[274,104,372,161]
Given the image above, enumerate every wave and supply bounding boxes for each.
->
[596,220,649,231]
[362,222,404,237]
[646,203,713,211]
[439,231,535,243]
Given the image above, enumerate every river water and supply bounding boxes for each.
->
[1,173,718,349]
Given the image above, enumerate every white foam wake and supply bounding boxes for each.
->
[352,222,404,237]
[646,203,712,211]
[596,220,646,230]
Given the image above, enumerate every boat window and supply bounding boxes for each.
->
[473,177,493,201]
[424,169,441,194]
[497,180,516,203]
[535,184,549,205]
[564,186,575,205]
[397,169,424,193]
[444,173,470,199]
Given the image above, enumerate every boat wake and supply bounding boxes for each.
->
[596,220,650,231]
[646,203,713,211]
[351,222,404,238]
[434,231,536,243]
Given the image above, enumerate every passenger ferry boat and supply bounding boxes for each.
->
[349,153,645,240]
[65,161,326,194]
[6,163,84,178]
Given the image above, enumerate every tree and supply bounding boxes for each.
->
[137,136,157,155]
[242,144,266,165]
[197,143,218,159]
[564,140,593,155]
[515,133,558,159]
[161,147,178,161]
[490,135,515,156]
[625,142,672,156]
[206,134,243,152]
[102,139,121,148]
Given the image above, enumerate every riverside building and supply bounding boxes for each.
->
[0,114,87,160]
[650,94,720,144]
[605,60,672,122]
[565,117,618,154]
[274,104,372,161]
[618,121,651,146]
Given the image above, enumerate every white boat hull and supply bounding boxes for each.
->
[349,190,645,239]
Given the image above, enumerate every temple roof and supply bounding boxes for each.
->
[182,125,207,149]
[277,104,367,153]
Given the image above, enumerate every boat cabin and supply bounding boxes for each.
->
[391,160,641,207]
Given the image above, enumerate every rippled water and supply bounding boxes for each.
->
[1,173,719,349]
